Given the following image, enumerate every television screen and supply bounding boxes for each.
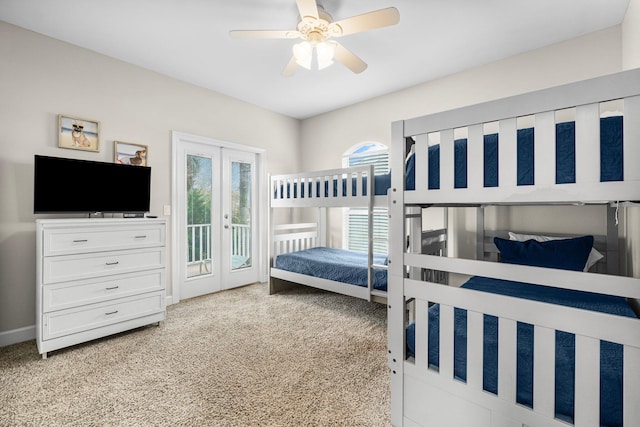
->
[34,155,151,214]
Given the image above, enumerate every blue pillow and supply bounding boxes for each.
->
[494,236,594,272]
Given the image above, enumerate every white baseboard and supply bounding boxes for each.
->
[0,325,35,347]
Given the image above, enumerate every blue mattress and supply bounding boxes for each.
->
[405,116,623,190]
[405,276,636,426]
[274,247,388,291]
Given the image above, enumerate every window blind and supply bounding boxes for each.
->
[344,143,389,254]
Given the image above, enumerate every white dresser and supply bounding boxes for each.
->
[36,218,167,358]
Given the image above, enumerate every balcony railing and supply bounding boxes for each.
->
[187,223,250,275]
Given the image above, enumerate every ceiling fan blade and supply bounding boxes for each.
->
[333,42,367,74]
[282,56,299,77]
[296,0,319,20]
[330,7,400,37]
[229,30,300,39]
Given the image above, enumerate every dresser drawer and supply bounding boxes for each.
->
[42,248,165,284]
[42,270,165,313]
[42,291,165,340]
[43,223,165,256]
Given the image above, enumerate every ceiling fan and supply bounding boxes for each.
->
[229,0,400,76]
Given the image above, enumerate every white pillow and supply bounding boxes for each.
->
[507,232,604,272]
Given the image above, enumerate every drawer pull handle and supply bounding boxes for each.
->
[105,310,119,315]
[105,261,119,266]
[73,239,88,243]
[134,235,147,239]
[105,286,119,290]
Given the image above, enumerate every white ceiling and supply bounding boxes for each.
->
[0,0,630,119]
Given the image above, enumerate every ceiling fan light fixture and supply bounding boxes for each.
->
[293,41,313,69]
[292,40,336,71]
[316,41,336,70]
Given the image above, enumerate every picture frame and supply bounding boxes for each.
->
[58,114,100,152]
[114,141,148,166]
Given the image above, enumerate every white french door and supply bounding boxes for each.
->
[172,132,263,301]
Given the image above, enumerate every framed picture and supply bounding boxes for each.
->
[114,141,148,166]
[58,114,100,152]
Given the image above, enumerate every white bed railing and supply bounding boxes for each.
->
[398,69,640,205]
[270,165,374,208]
[402,254,640,427]
[270,222,319,259]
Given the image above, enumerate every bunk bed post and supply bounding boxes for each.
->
[407,206,422,279]
[367,165,374,301]
[476,206,485,261]
[268,173,275,293]
[317,207,327,247]
[388,120,407,426]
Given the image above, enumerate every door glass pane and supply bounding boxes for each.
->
[186,155,212,278]
[231,161,252,270]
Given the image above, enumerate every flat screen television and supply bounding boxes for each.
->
[34,155,151,214]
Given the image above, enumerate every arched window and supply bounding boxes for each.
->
[342,142,389,254]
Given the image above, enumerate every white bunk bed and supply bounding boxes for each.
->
[387,69,640,427]
[270,165,388,302]
[269,164,448,303]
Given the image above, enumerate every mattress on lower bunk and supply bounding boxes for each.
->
[405,276,637,427]
[406,116,623,190]
[274,247,388,291]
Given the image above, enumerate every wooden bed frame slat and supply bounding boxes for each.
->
[574,335,600,426]
[497,318,517,403]
[575,103,600,184]
[532,326,555,418]
[414,299,429,370]
[466,310,483,391]
[534,111,556,187]
[439,304,455,380]
[625,96,640,182]
[624,345,640,426]
[468,124,484,191]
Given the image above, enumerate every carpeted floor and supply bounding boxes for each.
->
[0,283,391,426]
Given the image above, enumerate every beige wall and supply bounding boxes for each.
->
[623,0,640,69]
[0,21,301,336]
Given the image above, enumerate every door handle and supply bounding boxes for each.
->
[224,225,229,229]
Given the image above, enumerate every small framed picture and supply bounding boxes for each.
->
[114,141,148,166]
[58,114,100,152]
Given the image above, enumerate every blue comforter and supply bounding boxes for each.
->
[274,247,388,291]
[405,276,636,426]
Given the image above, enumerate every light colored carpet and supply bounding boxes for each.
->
[0,283,391,426]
